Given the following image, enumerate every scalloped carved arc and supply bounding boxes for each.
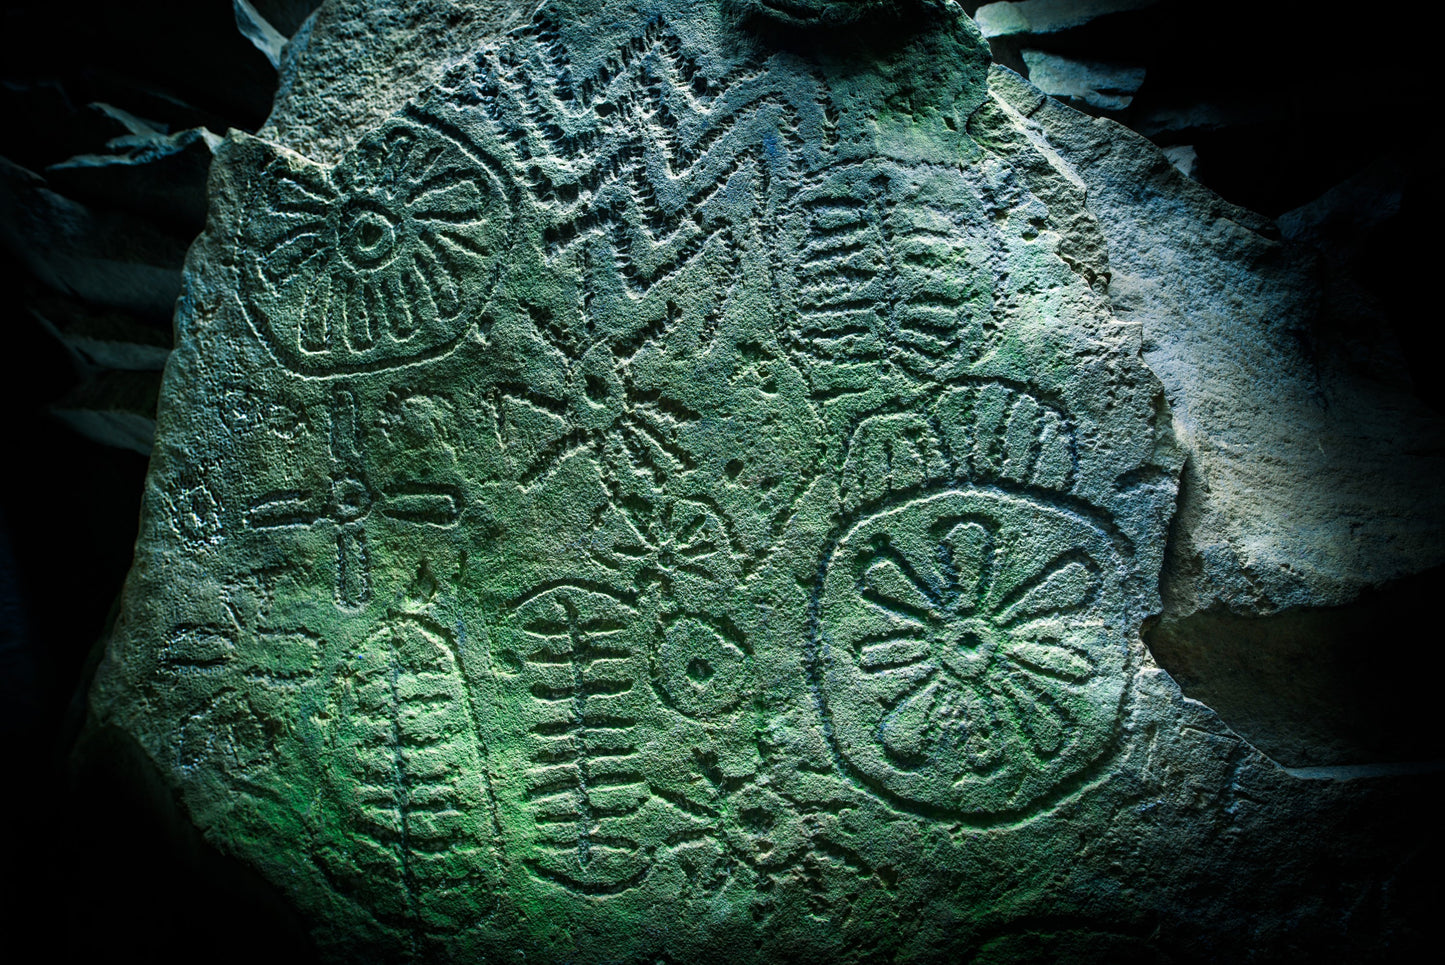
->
[840,382,1077,512]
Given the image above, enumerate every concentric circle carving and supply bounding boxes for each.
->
[655,618,748,719]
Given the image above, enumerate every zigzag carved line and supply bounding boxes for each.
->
[455,14,832,297]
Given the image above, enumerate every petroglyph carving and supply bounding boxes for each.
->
[782,162,999,392]
[320,615,492,909]
[840,382,1076,511]
[654,616,747,718]
[157,459,227,548]
[240,116,516,375]
[158,615,321,793]
[91,2,1183,955]
[246,388,462,607]
[812,489,1126,816]
[499,583,655,892]
[220,385,311,439]
[494,346,706,494]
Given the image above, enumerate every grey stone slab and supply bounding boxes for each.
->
[1020,49,1144,111]
[974,0,1158,39]
[986,65,1445,616]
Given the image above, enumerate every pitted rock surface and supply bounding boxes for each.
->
[85,2,1438,962]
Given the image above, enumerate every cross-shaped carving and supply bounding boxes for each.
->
[246,388,461,607]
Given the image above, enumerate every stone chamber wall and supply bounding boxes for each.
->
[1,1,1441,961]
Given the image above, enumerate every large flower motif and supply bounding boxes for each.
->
[813,489,1128,817]
[240,116,514,374]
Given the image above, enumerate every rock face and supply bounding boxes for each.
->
[985,71,1445,617]
[84,1,1440,961]
[973,0,1158,40]
[972,69,1445,770]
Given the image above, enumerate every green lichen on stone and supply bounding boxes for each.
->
[88,1,1183,960]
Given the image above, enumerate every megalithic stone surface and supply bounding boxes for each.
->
[87,1,1428,961]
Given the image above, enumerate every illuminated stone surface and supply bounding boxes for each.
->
[84,1,1438,961]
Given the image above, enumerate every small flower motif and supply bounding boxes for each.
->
[241,117,514,374]
[163,469,223,546]
[592,496,738,595]
[815,489,1127,816]
[720,783,807,869]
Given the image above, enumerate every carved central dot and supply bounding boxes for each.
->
[333,476,371,521]
[937,621,994,681]
[339,205,399,270]
[686,657,714,683]
[358,220,384,249]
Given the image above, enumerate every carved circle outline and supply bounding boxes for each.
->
[238,109,522,378]
[807,485,1132,822]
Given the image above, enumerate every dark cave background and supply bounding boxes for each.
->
[0,1,1439,961]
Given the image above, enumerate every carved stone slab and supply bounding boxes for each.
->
[90,2,1190,960]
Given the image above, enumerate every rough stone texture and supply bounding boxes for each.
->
[81,1,1441,961]
[984,67,1445,618]
[263,0,531,162]
[973,0,1157,39]
[980,67,1445,769]
[1018,49,1144,111]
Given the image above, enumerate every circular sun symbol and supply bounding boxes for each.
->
[241,116,515,375]
[813,489,1129,818]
